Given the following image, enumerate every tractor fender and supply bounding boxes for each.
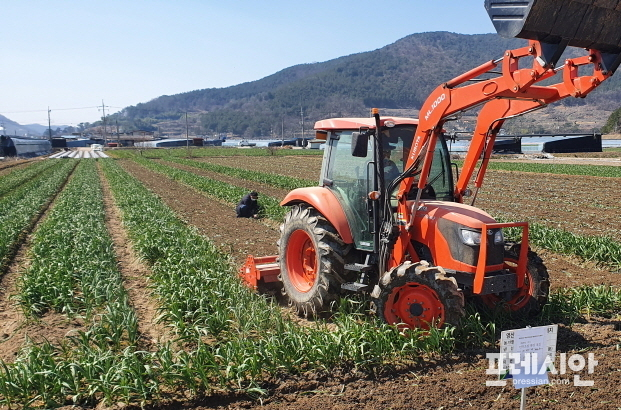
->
[280,187,354,244]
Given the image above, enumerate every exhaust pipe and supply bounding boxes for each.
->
[485,0,621,72]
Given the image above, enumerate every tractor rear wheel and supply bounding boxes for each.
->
[480,243,550,315]
[372,261,465,330]
[278,204,349,318]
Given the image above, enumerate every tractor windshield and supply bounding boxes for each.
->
[382,126,454,201]
[425,136,454,201]
[322,125,454,251]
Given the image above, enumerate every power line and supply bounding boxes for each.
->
[0,106,101,114]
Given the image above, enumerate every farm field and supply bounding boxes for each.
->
[0,149,620,409]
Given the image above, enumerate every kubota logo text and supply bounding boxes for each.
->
[424,93,446,121]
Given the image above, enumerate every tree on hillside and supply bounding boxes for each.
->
[601,106,621,134]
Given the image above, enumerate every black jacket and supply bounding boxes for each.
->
[236,193,259,217]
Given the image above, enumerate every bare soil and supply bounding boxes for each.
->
[498,155,621,166]
[112,155,621,410]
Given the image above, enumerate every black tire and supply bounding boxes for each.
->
[371,261,465,329]
[479,242,550,316]
[278,204,349,318]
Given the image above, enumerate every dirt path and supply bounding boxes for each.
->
[119,160,280,264]
[477,170,621,240]
[498,155,621,167]
[99,163,175,349]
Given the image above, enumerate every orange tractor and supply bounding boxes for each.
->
[241,0,621,329]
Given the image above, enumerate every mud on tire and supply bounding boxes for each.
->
[278,204,350,318]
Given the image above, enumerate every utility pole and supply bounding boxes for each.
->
[300,106,305,142]
[281,118,284,147]
[185,112,190,157]
[116,119,120,147]
[47,107,52,140]
[101,100,108,146]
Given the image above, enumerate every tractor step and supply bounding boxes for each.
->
[239,255,280,290]
[341,282,369,292]
[344,263,373,272]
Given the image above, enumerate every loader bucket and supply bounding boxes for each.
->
[485,0,621,71]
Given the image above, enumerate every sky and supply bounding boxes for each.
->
[1,1,496,128]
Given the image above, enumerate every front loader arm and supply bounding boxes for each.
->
[389,40,614,268]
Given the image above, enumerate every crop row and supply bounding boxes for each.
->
[19,160,135,320]
[0,160,60,198]
[163,157,315,190]
[483,161,621,178]
[110,146,323,159]
[494,215,621,271]
[0,160,75,271]
[130,157,287,220]
[0,159,143,407]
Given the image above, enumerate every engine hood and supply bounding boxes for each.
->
[412,200,497,229]
[409,200,504,272]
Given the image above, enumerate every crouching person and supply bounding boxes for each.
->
[236,191,260,218]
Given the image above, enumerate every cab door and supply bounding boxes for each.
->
[322,131,375,251]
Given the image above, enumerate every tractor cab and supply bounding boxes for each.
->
[315,117,454,252]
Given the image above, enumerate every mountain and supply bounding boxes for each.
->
[24,123,51,135]
[0,115,47,137]
[116,32,621,137]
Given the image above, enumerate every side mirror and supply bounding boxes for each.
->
[351,132,368,157]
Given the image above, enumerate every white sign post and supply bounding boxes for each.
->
[499,325,558,409]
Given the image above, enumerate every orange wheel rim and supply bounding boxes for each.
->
[286,230,317,292]
[481,258,532,310]
[384,283,444,330]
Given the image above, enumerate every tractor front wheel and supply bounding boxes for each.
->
[372,261,465,330]
[480,243,550,315]
[278,205,349,318]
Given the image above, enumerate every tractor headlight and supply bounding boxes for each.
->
[493,229,504,245]
[460,229,482,246]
